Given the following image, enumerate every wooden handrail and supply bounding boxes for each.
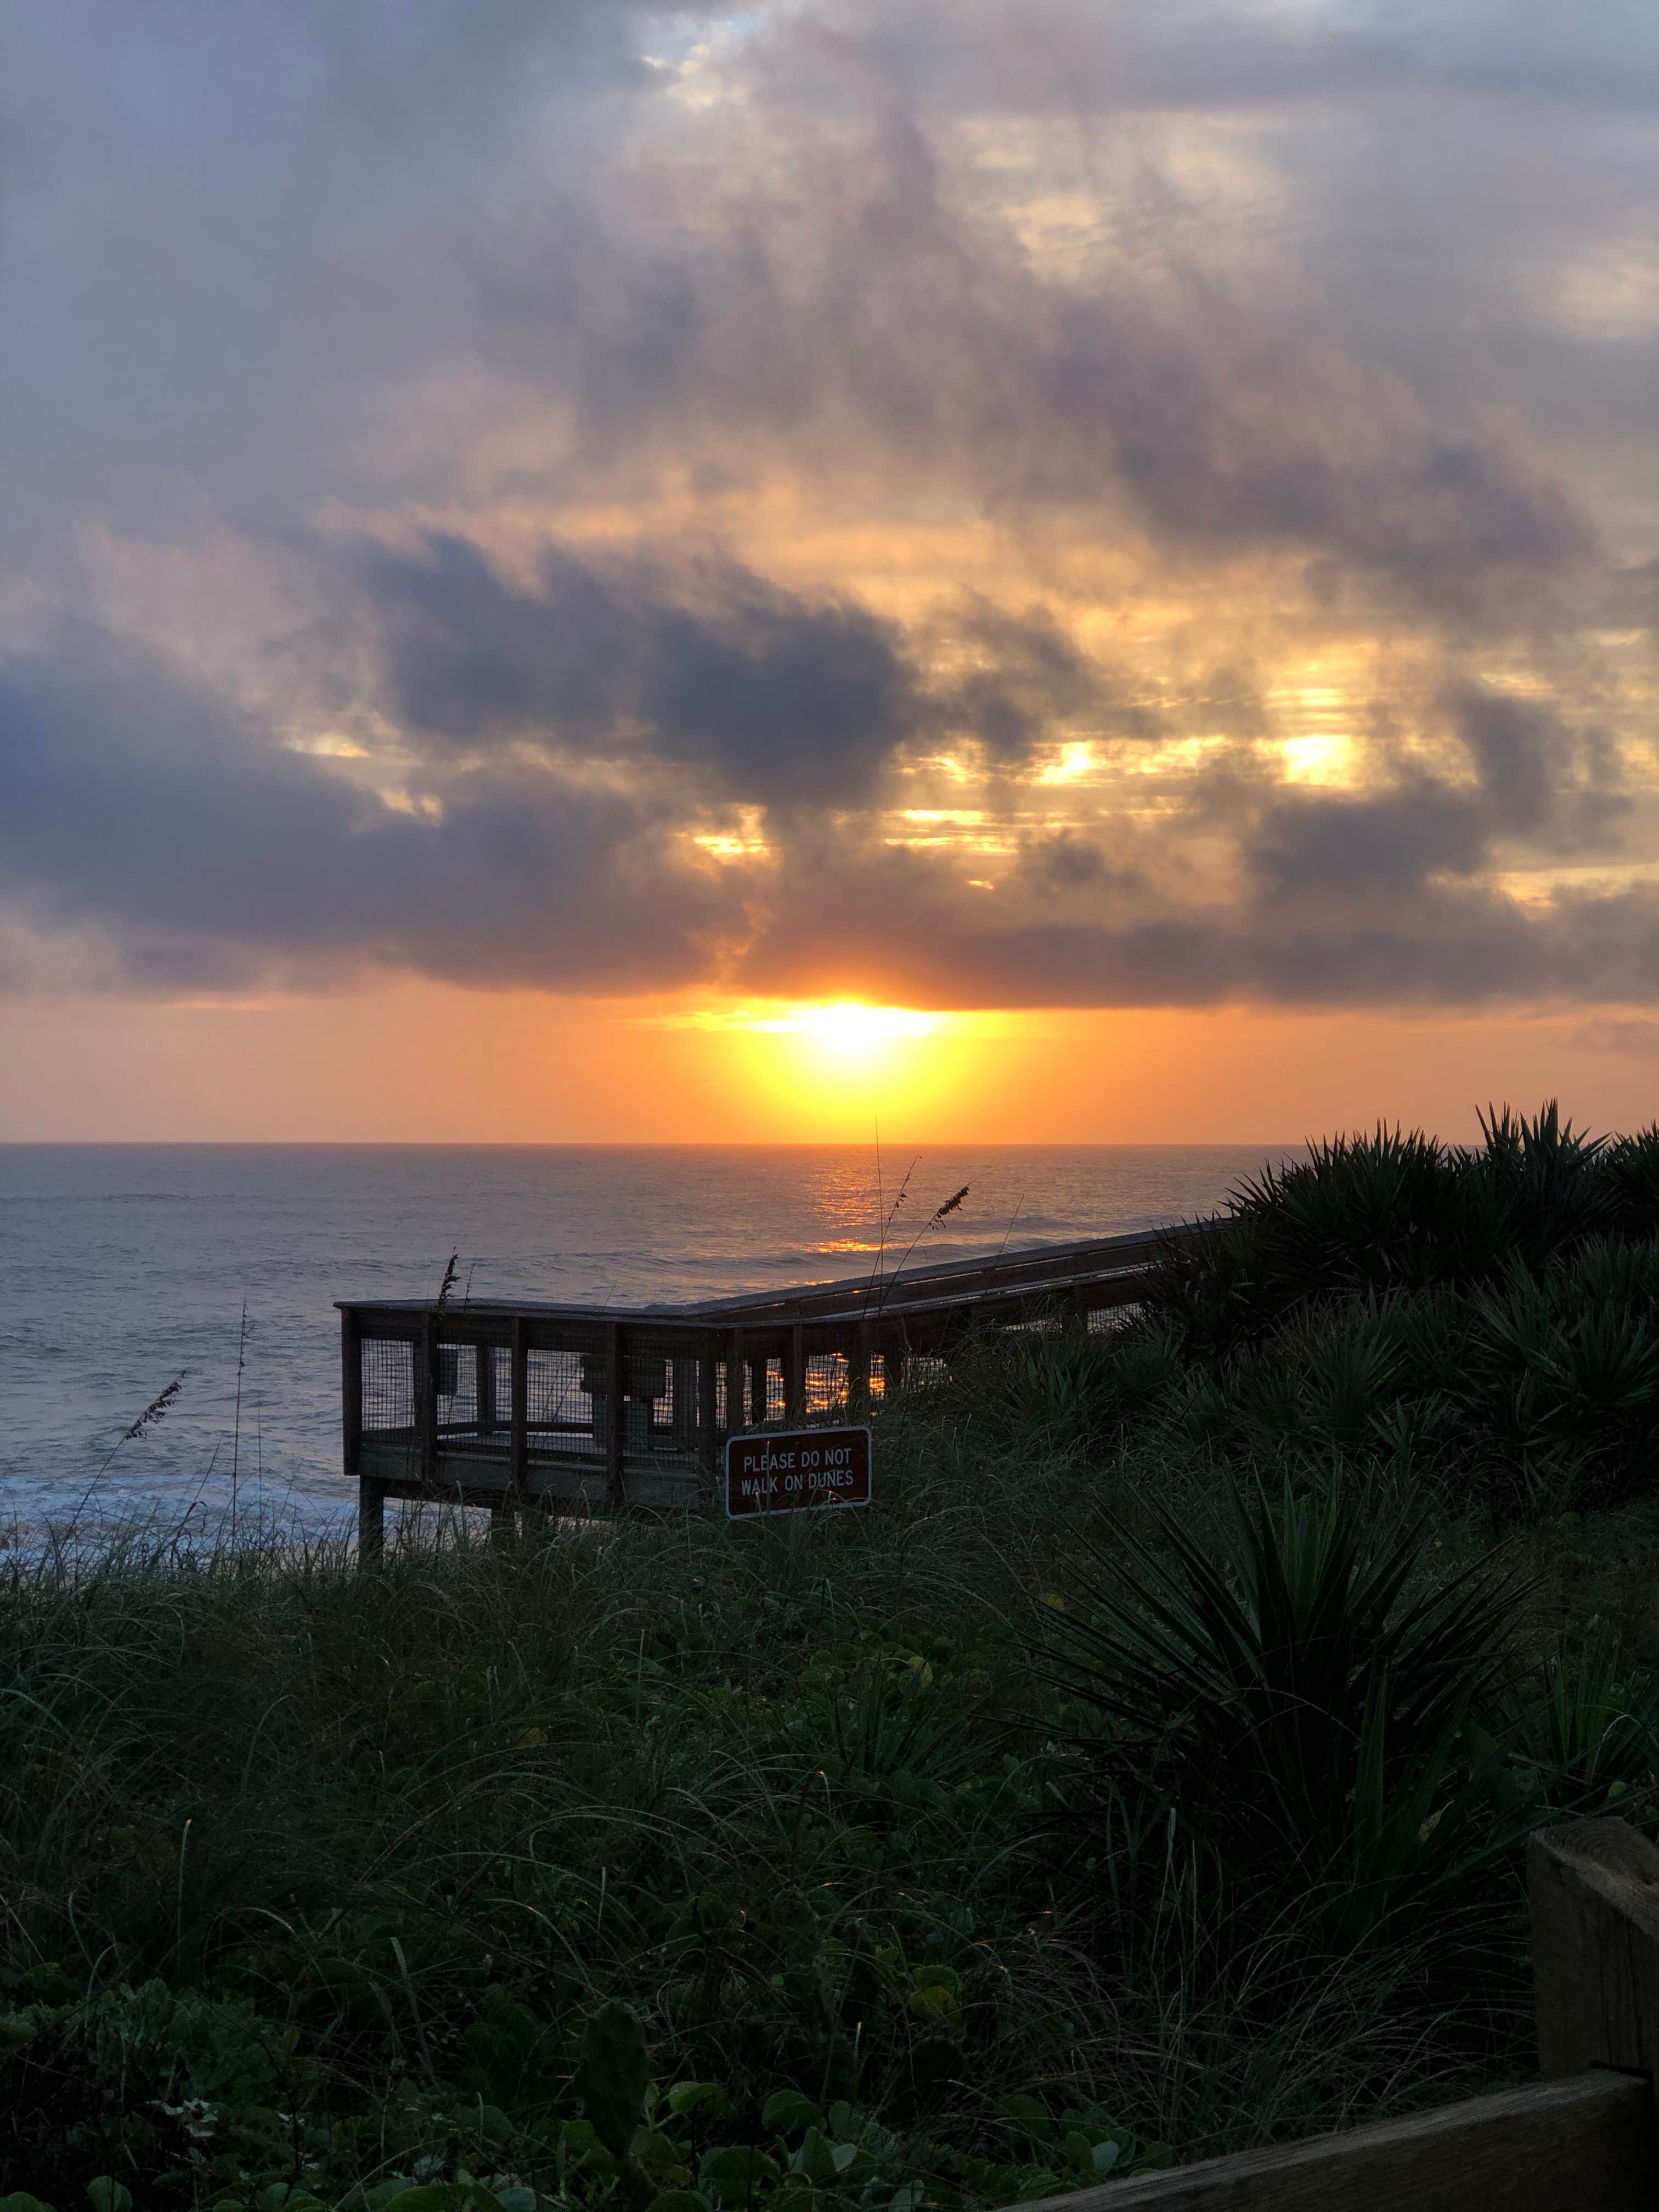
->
[682,1224,1209,1323]
[334,1223,1211,1333]
[1030,2072,1649,2211]
[997,1818,1659,2209]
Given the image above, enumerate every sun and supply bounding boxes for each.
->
[648,998,979,1129]
[746,1002,940,1059]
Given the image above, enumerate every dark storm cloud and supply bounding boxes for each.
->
[356,535,1158,799]
[1016,833,1139,900]
[362,537,634,744]
[930,606,1155,757]
[1246,689,1627,902]
[0,628,738,992]
[1252,785,1487,899]
[734,826,1659,1011]
[357,533,919,802]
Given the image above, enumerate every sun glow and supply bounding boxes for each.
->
[743,1002,941,1057]
[640,998,1001,1132]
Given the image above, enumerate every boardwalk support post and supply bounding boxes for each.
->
[605,1322,626,1511]
[358,1479,386,1568]
[419,1311,439,1492]
[1530,1816,1659,2157]
[698,1333,720,1497]
[476,1339,497,1438]
[510,1317,529,1515]
[785,1323,805,1424]
[748,1352,766,1427]
[849,1322,871,1423]
[342,1307,386,1569]
[728,1328,744,1440]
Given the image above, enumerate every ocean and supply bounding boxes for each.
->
[0,1143,1289,1542]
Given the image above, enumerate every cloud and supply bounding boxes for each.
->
[479,92,1595,624]
[1246,688,1628,901]
[0,624,739,993]
[0,0,1655,1015]
[1,574,1650,1010]
[932,605,1157,757]
[1252,784,1488,899]
[733,827,1659,1011]
[358,534,921,802]
[1571,1016,1659,1060]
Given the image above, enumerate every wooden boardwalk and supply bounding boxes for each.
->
[339,1222,1203,1541]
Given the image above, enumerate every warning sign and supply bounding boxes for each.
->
[725,1425,872,1519]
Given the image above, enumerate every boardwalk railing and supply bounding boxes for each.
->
[338,1224,1205,1547]
[1014,1817,1659,2209]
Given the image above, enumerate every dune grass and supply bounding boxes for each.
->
[0,1414,1567,2212]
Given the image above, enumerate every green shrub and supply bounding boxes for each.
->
[1487,1621,1659,1821]
[1037,1479,1526,1940]
[1148,1103,1659,1356]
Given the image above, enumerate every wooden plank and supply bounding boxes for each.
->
[357,1479,386,1567]
[605,1321,625,1510]
[1530,1818,1659,2158]
[331,1234,1179,1340]
[334,1224,1209,1332]
[680,1224,1207,1321]
[1014,2071,1650,2212]
[849,1323,871,1422]
[698,1335,720,1488]
[784,1323,805,1422]
[671,1355,698,1447]
[475,1335,498,1438]
[524,1268,1141,1332]
[419,1311,439,1489]
[509,1317,528,1504]
[340,1307,363,1481]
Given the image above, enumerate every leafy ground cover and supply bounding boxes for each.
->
[8,1103,1659,2212]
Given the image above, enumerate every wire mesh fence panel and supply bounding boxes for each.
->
[734,1356,781,1429]
[1086,1304,1142,1333]
[527,1346,600,1455]
[626,1333,702,1464]
[667,1353,703,1448]
[362,1338,414,1432]
[805,1352,850,1415]
[477,1343,510,1436]
[435,1340,478,1434]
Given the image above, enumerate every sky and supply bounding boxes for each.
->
[2,0,1657,1142]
